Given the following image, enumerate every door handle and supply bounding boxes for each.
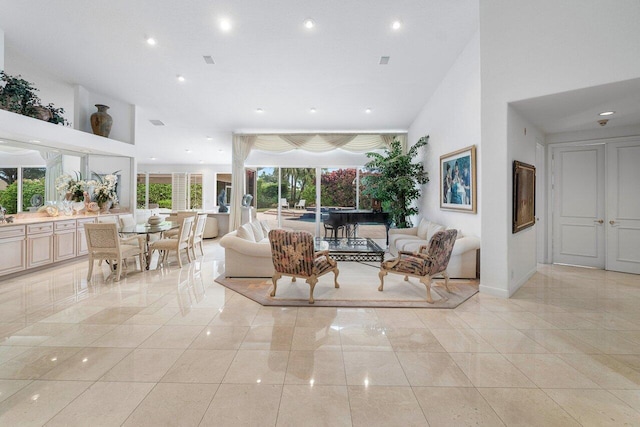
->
[594,219,604,224]
[609,220,618,226]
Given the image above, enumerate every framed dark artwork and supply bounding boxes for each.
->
[512,160,536,233]
[440,145,477,213]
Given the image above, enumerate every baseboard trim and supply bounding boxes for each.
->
[509,267,538,297]
[479,283,510,298]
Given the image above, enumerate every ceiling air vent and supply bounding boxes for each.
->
[379,56,390,65]
[203,55,215,65]
[149,120,165,126]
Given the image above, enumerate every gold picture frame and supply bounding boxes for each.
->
[440,145,477,213]
[512,160,536,233]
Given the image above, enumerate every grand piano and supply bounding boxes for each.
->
[325,209,391,245]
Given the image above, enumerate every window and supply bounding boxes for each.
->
[0,168,18,214]
[189,173,203,209]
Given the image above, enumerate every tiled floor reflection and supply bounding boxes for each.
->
[0,241,639,425]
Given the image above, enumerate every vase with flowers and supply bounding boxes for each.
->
[55,172,89,202]
[92,172,119,213]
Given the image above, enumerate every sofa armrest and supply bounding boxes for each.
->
[388,226,418,236]
[451,235,480,256]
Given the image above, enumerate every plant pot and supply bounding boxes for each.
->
[90,104,113,138]
[99,200,112,214]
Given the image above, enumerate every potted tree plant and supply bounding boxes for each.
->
[0,71,69,125]
[362,136,429,228]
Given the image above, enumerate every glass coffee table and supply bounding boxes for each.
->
[314,237,385,264]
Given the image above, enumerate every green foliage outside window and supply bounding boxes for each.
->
[0,178,45,214]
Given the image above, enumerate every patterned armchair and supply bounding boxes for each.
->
[379,229,457,303]
[268,229,340,304]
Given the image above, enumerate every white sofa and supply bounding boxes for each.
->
[389,218,480,279]
[219,220,275,277]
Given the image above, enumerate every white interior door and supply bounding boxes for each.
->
[606,139,640,274]
[552,145,605,268]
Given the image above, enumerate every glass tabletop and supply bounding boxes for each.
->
[120,221,179,234]
[314,237,384,253]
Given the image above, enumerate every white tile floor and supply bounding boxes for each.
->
[0,239,639,426]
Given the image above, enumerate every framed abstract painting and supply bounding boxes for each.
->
[440,145,476,213]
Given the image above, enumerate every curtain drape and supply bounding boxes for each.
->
[251,134,395,153]
[229,134,256,231]
[39,151,63,202]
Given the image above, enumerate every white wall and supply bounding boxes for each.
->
[407,32,481,237]
[137,163,232,211]
[480,0,640,297]
[0,151,45,167]
[507,107,542,294]
[0,27,4,71]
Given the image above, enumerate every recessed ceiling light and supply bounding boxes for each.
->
[199,160,204,164]
[256,108,264,113]
[30,139,41,143]
[146,37,157,46]
[185,149,192,153]
[206,136,213,141]
[365,108,372,114]
[391,20,402,30]
[150,157,157,160]
[303,18,315,29]
[220,18,232,32]
[599,111,615,116]
[177,75,185,82]
[218,149,224,152]
[310,108,317,113]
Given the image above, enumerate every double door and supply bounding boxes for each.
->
[553,139,640,274]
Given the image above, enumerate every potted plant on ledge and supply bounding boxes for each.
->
[363,136,429,228]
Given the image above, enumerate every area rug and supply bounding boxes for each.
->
[214,262,478,308]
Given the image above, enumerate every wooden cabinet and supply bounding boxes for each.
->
[27,222,54,268]
[76,218,95,256]
[54,220,77,262]
[0,225,26,275]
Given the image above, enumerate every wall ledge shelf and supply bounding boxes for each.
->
[0,108,135,157]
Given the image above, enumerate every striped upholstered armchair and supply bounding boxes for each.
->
[379,229,457,303]
[268,229,339,304]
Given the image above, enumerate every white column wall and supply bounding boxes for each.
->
[407,32,481,237]
[480,0,640,297]
[0,27,4,71]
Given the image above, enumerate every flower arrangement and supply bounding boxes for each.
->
[92,172,119,208]
[55,172,93,202]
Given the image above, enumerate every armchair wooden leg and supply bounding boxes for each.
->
[177,250,183,268]
[404,275,409,281]
[378,270,387,291]
[270,273,281,297]
[333,268,340,288]
[306,277,317,304]
[420,275,434,304]
[442,271,451,293]
[291,277,296,282]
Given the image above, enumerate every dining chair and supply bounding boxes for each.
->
[84,223,145,281]
[150,215,195,268]
[190,213,208,258]
[280,198,289,209]
[165,212,197,239]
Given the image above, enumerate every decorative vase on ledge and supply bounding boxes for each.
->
[90,104,113,138]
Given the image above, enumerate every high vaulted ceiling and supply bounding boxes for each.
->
[0,0,478,164]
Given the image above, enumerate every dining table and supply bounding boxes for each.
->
[120,221,179,269]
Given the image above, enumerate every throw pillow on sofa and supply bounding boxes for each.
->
[236,223,256,242]
[250,221,265,241]
[417,218,446,242]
